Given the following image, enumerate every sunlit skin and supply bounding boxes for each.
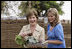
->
[48,13,55,31]
[28,14,37,26]
[48,13,55,23]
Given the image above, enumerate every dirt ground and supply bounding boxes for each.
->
[1,19,71,48]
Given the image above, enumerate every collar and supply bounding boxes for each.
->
[26,24,40,32]
[35,24,41,32]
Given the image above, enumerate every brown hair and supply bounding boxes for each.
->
[47,8,59,27]
[26,8,38,23]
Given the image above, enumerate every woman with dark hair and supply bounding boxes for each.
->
[15,8,45,48]
[43,8,66,48]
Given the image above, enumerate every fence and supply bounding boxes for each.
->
[1,19,71,48]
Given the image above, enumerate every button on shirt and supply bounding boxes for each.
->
[47,23,66,48]
[19,24,45,42]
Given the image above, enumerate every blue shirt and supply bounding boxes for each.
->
[47,23,66,48]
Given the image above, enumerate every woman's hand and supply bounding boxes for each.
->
[27,33,33,36]
[19,32,33,38]
[19,33,27,37]
[42,41,48,44]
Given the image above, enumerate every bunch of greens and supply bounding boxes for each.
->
[15,35,28,46]
[15,35,39,47]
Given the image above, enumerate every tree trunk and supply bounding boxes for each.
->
[28,1,31,9]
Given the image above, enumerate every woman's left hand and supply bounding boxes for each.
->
[42,41,48,44]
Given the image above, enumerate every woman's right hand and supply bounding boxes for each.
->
[19,32,33,38]
[27,33,33,36]
[19,33,27,37]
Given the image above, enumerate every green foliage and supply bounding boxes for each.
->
[15,35,27,45]
[1,1,64,17]
[15,35,40,48]
[1,1,6,10]
[18,1,64,17]
[1,1,7,14]
[18,1,28,17]
[1,1,10,16]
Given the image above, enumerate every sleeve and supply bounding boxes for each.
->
[19,26,25,36]
[40,28,45,42]
[55,24,64,41]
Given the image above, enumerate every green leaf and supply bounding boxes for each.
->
[15,35,24,45]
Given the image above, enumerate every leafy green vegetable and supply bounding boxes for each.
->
[15,35,24,45]
[15,35,39,48]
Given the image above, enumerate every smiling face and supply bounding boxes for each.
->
[48,13,55,23]
[47,8,59,26]
[28,14,37,26]
[26,8,38,25]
